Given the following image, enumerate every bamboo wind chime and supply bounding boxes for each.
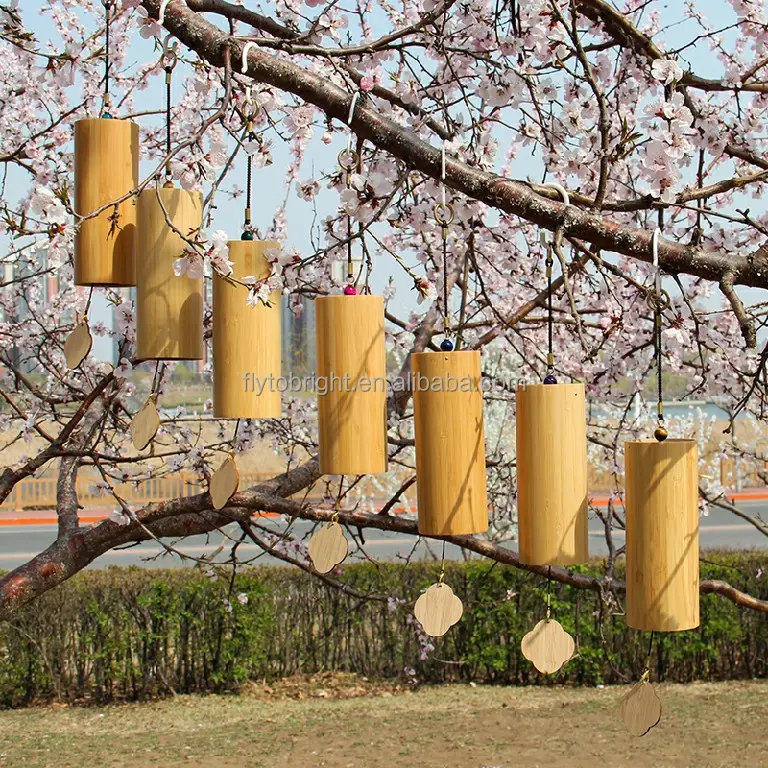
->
[315,92,387,476]
[309,92,388,576]
[517,185,586,675]
[130,37,205,458]
[135,40,204,362]
[210,72,285,512]
[213,80,281,421]
[411,145,487,638]
[621,225,700,737]
[74,0,138,287]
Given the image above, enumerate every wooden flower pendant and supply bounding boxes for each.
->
[621,679,662,737]
[521,618,575,674]
[308,521,348,573]
[414,582,464,637]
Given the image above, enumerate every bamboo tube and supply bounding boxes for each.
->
[412,350,488,536]
[516,383,588,565]
[74,118,138,286]
[626,439,699,632]
[135,187,204,360]
[315,295,387,475]
[213,240,281,419]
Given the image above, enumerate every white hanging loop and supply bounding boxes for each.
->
[158,0,173,24]
[346,91,360,125]
[541,182,570,248]
[241,41,257,74]
[345,91,360,154]
[161,33,179,68]
[542,181,570,208]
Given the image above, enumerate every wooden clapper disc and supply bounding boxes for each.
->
[131,397,160,451]
[64,321,92,369]
[414,582,464,637]
[521,618,575,674]
[308,521,348,574]
[210,455,240,510]
[621,679,661,737]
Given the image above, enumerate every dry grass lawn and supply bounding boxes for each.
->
[0,676,765,767]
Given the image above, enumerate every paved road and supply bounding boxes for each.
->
[0,501,765,570]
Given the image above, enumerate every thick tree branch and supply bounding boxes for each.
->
[3,489,766,619]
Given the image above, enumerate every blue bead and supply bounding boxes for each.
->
[101,112,112,119]
[241,231,254,241]
[440,339,454,351]
[543,374,557,385]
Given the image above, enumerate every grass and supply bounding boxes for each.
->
[0,676,765,767]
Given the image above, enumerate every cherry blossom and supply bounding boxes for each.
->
[651,59,684,85]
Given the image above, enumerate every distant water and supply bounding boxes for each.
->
[663,402,738,420]
[594,400,755,423]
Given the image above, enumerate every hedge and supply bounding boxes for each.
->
[0,551,766,706]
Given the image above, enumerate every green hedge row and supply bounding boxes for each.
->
[0,551,766,705]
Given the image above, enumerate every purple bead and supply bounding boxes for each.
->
[440,339,454,351]
[344,285,357,296]
[543,374,557,385]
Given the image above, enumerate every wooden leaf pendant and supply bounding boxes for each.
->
[210,455,240,510]
[413,582,464,637]
[308,522,348,574]
[131,397,160,451]
[521,618,575,674]
[64,321,92,369]
[621,680,662,737]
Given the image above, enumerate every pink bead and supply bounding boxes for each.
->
[344,285,357,295]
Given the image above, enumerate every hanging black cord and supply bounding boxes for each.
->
[547,247,553,364]
[544,242,556,384]
[442,234,449,332]
[243,148,253,237]
[246,146,253,216]
[654,210,668,441]
[165,65,172,180]
[242,90,255,240]
[434,198,454,351]
[102,1,111,117]
[337,145,358,292]
[440,539,446,583]
[644,631,656,679]
[545,565,552,620]
[347,210,353,281]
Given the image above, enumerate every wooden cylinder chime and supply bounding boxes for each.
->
[135,187,204,360]
[625,439,700,632]
[516,383,588,565]
[315,294,387,475]
[412,350,488,536]
[74,118,139,286]
[213,240,281,418]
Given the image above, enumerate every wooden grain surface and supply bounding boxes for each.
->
[626,439,700,631]
[213,240,281,418]
[516,383,588,565]
[74,118,138,286]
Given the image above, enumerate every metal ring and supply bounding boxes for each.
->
[646,288,671,312]
[434,202,454,226]
[337,149,359,172]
